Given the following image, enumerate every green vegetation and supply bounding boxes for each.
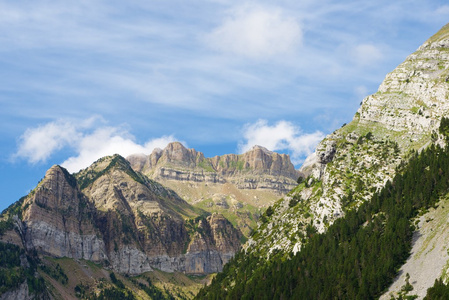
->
[425,278,449,299]
[439,117,449,138]
[198,159,215,172]
[76,155,147,189]
[185,215,209,238]
[229,160,245,171]
[0,218,14,236]
[0,242,46,297]
[110,271,126,289]
[411,106,420,114]
[40,262,68,285]
[194,197,260,238]
[427,23,449,44]
[0,196,28,236]
[197,137,449,299]
[60,166,77,188]
[91,286,136,300]
[129,276,175,300]
[218,159,245,171]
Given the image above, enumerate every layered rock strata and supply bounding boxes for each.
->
[5,156,241,275]
[127,143,300,194]
[245,24,449,257]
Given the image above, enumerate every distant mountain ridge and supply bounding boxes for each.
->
[127,142,301,237]
[127,142,299,193]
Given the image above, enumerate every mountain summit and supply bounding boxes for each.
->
[127,142,300,236]
[127,142,299,188]
[0,146,300,298]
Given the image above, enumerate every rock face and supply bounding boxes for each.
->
[10,155,242,276]
[0,281,34,300]
[21,166,107,262]
[356,25,449,147]
[128,143,299,194]
[128,143,300,238]
[244,24,449,261]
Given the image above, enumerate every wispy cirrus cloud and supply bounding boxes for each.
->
[204,4,302,59]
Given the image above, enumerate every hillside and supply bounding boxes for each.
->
[198,23,449,299]
[244,23,449,256]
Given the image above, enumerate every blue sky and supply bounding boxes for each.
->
[1,0,449,212]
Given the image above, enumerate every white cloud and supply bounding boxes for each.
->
[15,118,177,173]
[238,119,324,165]
[15,120,81,164]
[352,44,383,66]
[205,4,302,59]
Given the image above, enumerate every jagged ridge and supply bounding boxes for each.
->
[1,155,242,277]
[127,142,299,193]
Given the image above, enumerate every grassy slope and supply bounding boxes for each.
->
[42,257,209,299]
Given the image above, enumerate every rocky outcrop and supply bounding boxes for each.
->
[0,281,33,300]
[185,214,241,274]
[21,166,107,262]
[356,23,449,147]
[8,155,242,276]
[153,167,225,184]
[127,143,299,194]
[127,144,300,238]
[245,24,449,259]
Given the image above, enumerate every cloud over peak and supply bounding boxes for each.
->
[238,119,324,165]
[14,117,177,173]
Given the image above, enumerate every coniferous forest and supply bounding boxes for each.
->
[197,121,449,299]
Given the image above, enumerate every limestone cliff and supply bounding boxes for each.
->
[128,142,299,194]
[245,24,449,259]
[21,165,107,262]
[2,155,242,277]
[127,143,300,237]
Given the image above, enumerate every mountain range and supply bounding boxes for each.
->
[0,142,298,299]
[3,22,449,300]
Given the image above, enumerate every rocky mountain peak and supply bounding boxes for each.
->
[157,142,204,167]
[29,164,79,212]
[249,145,272,153]
[353,23,449,151]
[214,145,296,178]
[2,155,243,278]
[126,145,300,237]
[245,23,449,259]
[128,144,299,183]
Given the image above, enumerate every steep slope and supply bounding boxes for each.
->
[199,142,449,299]
[20,165,106,262]
[128,143,298,188]
[198,23,449,299]
[0,154,243,298]
[380,194,449,299]
[128,142,300,236]
[79,155,242,274]
[245,23,449,257]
